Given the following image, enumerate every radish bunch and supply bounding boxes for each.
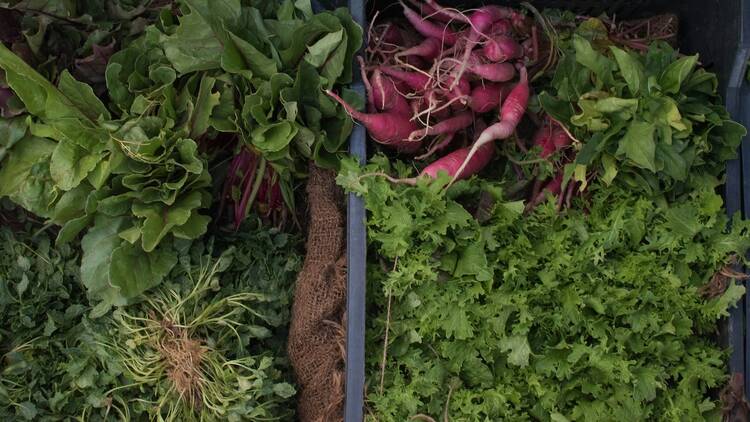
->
[327,0,544,183]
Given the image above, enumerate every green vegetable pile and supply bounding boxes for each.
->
[538,22,744,197]
[0,210,302,420]
[338,12,750,422]
[0,0,361,419]
[0,0,360,309]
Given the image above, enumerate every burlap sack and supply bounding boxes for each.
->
[288,164,347,422]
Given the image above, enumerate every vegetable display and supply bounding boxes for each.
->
[1,0,749,420]
[336,2,750,421]
[0,0,361,420]
[0,0,361,311]
[0,210,302,421]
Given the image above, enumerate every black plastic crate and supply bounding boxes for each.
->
[344,0,750,420]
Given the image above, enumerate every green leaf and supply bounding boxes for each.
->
[50,141,101,191]
[162,8,223,73]
[499,336,532,367]
[616,120,656,172]
[0,117,29,162]
[189,76,220,139]
[251,121,299,154]
[659,54,698,94]
[108,241,177,299]
[81,216,129,306]
[572,35,614,86]
[57,71,111,121]
[0,135,58,218]
[601,154,618,185]
[610,46,645,95]
[221,31,278,80]
[134,190,206,252]
[304,29,343,67]
[272,382,296,399]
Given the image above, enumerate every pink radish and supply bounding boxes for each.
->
[408,111,474,141]
[533,122,554,158]
[360,58,376,113]
[481,35,523,62]
[401,54,428,69]
[424,2,522,89]
[381,66,430,92]
[416,132,456,160]
[401,1,458,46]
[490,19,513,36]
[534,120,573,158]
[377,24,402,45]
[396,37,443,60]
[421,141,494,180]
[550,126,572,150]
[442,75,471,100]
[407,0,455,23]
[469,82,510,113]
[326,89,420,153]
[468,62,516,82]
[372,71,412,116]
[449,67,529,185]
[526,172,563,212]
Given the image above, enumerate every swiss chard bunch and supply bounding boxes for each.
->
[0,0,362,308]
[538,24,745,197]
[0,43,212,314]
[105,0,363,225]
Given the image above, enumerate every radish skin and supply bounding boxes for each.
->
[526,172,563,212]
[408,112,474,141]
[443,75,471,101]
[326,89,420,153]
[381,66,430,92]
[424,2,521,88]
[421,141,494,180]
[468,62,516,82]
[469,82,510,113]
[401,1,458,46]
[372,71,412,116]
[449,67,529,185]
[482,35,523,62]
[378,24,402,45]
[408,0,455,23]
[396,37,443,60]
[490,19,513,36]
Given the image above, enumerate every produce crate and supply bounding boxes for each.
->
[343,0,750,420]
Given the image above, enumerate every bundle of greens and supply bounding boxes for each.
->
[339,158,750,421]
[0,213,302,420]
[0,0,168,98]
[534,19,745,199]
[99,230,301,421]
[0,0,361,309]
[0,216,116,420]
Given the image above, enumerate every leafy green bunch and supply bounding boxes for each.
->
[0,215,302,420]
[0,0,361,308]
[0,220,118,421]
[539,19,745,196]
[101,247,297,421]
[0,0,170,96]
[339,157,750,421]
[0,44,211,313]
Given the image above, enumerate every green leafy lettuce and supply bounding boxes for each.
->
[339,156,750,421]
[539,29,745,196]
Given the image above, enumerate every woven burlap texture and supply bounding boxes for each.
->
[288,164,347,422]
